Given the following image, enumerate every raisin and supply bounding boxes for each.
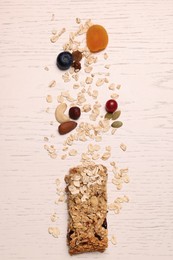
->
[67,230,74,241]
[95,233,102,241]
[72,50,82,62]
[102,218,107,229]
[72,61,81,72]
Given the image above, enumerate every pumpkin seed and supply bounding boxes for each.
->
[105,112,112,119]
[112,110,121,120]
[111,121,123,128]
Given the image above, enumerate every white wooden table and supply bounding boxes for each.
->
[0,1,173,260]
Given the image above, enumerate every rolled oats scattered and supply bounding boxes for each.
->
[111,128,117,135]
[95,136,102,142]
[110,93,119,99]
[85,77,93,84]
[69,149,77,156]
[110,235,117,245]
[48,227,60,238]
[51,212,58,222]
[76,17,81,24]
[61,154,67,160]
[62,146,68,151]
[106,146,111,151]
[72,73,79,81]
[101,152,111,161]
[44,66,49,71]
[48,80,56,88]
[62,72,70,82]
[116,84,121,90]
[105,64,110,69]
[96,78,105,87]
[84,66,93,73]
[104,53,108,60]
[55,178,61,186]
[92,153,100,160]
[120,168,129,174]
[49,153,57,159]
[51,29,57,35]
[123,195,129,202]
[120,143,127,151]
[50,28,66,43]
[82,104,91,112]
[104,77,109,83]
[109,83,115,90]
[46,95,52,103]
[44,137,49,142]
[58,194,65,202]
[73,83,80,89]
[57,95,64,103]
[92,90,98,99]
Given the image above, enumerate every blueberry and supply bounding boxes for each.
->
[56,51,73,70]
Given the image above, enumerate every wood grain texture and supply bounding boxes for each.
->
[0,0,173,260]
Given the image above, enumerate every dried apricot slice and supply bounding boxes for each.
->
[86,25,108,53]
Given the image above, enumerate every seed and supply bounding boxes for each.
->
[111,121,123,128]
[104,112,112,120]
[112,110,121,120]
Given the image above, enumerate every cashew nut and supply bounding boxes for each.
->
[55,103,69,123]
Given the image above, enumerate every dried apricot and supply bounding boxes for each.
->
[86,25,108,53]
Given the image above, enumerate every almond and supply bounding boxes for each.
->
[58,121,77,135]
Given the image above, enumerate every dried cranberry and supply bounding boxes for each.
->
[102,218,107,229]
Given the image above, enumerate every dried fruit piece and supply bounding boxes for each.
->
[111,121,123,128]
[105,99,118,113]
[72,61,81,72]
[102,218,107,229]
[112,110,121,120]
[69,106,81,120]
[86,25,108,53]
[58,121,77,135]
[72,50,82,62]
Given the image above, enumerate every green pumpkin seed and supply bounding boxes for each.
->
[104,112,113,120]
[111,121,123,128]
[112,110,121,120]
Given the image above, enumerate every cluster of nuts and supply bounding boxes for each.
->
[55,103,81,135]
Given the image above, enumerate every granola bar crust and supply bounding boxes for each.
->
[65,164,108,255]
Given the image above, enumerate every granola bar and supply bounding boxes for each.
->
[65,164,108,255]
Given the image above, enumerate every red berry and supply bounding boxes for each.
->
[105,99,118,113]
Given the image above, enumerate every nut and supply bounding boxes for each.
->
[55,103,70,123]
[58,121,77,135]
